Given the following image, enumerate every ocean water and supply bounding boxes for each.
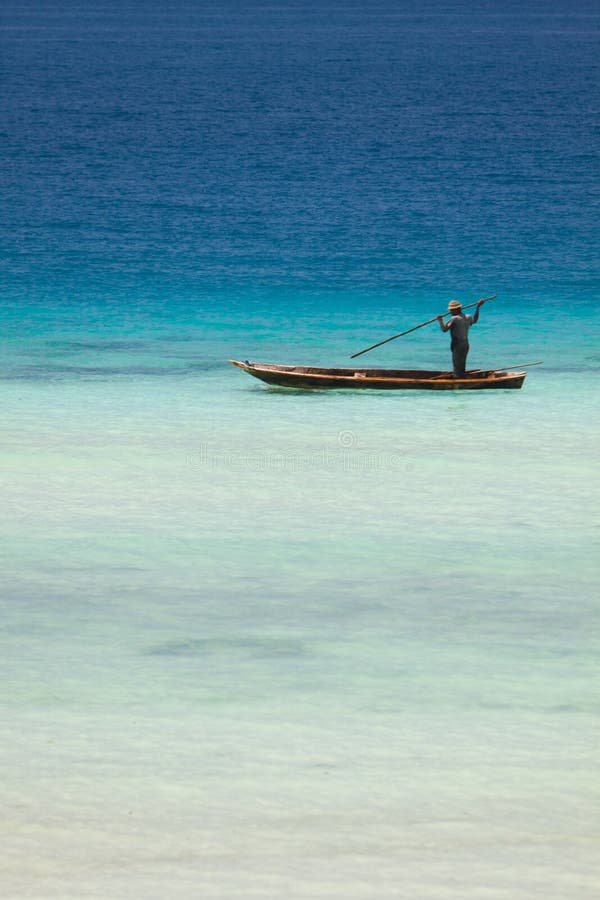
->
[1,2,599,898]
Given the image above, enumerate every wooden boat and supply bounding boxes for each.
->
[229,360,527,390]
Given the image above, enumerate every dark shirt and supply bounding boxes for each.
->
[447,313,473,346]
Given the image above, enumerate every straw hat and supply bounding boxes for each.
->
[447,299,462,311]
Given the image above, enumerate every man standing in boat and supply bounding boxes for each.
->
[437,298,485,376]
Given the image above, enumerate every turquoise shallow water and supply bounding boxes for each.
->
[2,1,600,896]
[2,341,599,897]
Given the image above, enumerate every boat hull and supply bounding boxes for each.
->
[229,361,527,390]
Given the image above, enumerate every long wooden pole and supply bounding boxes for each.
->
[470,361,543,374]
[350,295,497,359]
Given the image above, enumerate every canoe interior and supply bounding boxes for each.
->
[234,362,495,378]
[229,360,527,390]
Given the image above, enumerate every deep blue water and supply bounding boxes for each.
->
[2,0,599,305]
[1,3,599,898]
